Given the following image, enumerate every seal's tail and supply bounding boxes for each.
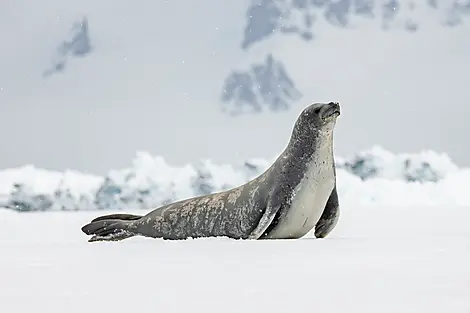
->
[81,213,143,242]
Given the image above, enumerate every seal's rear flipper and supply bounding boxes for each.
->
[90,213,142,223]
[88,229,135,242]
[81,214,142,242]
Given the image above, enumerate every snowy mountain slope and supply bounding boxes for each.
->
[1,204,469,313]
[241,0,470,49]
[1,0,470,174]
[1,146,468,212]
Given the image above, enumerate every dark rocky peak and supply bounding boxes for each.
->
[221,53,302,116]
[43,17,92,77]
[241,0,470,50]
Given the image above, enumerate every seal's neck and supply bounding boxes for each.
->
[288,121,336,163]
[315,122,336,152]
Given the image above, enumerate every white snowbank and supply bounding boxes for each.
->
[0,146,469,212]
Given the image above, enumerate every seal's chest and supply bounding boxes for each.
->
[268,156,335,239]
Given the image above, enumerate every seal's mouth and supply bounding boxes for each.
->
[321,102,341,120]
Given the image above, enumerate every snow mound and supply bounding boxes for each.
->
[0,146,468,212]
[336,145,459,182]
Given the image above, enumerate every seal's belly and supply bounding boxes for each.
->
[265,161,335,239]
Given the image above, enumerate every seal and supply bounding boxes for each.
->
[81,101,341,242]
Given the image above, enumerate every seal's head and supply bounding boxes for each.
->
[293,102,341,134]
[303,101,340,124]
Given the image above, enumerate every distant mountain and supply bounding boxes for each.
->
[43,17,91,77]
[220,0,470,115]
[241,0,470,50]
[221,53,302,115]
[40,1,469,116]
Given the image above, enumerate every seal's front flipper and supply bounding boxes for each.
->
[247,203,281,240]
[314,186,340,238]
[81,216,139,242]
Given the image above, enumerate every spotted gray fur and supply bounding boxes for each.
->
[81,102,341,242]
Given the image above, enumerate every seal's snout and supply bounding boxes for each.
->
[321,102,340,119]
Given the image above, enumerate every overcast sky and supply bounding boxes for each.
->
[1,0,470,175]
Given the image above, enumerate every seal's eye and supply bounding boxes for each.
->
[313,107,321,115]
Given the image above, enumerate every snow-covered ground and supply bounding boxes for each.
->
[1,204,469,312]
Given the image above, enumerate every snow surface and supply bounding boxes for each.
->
[1,204,469,312]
